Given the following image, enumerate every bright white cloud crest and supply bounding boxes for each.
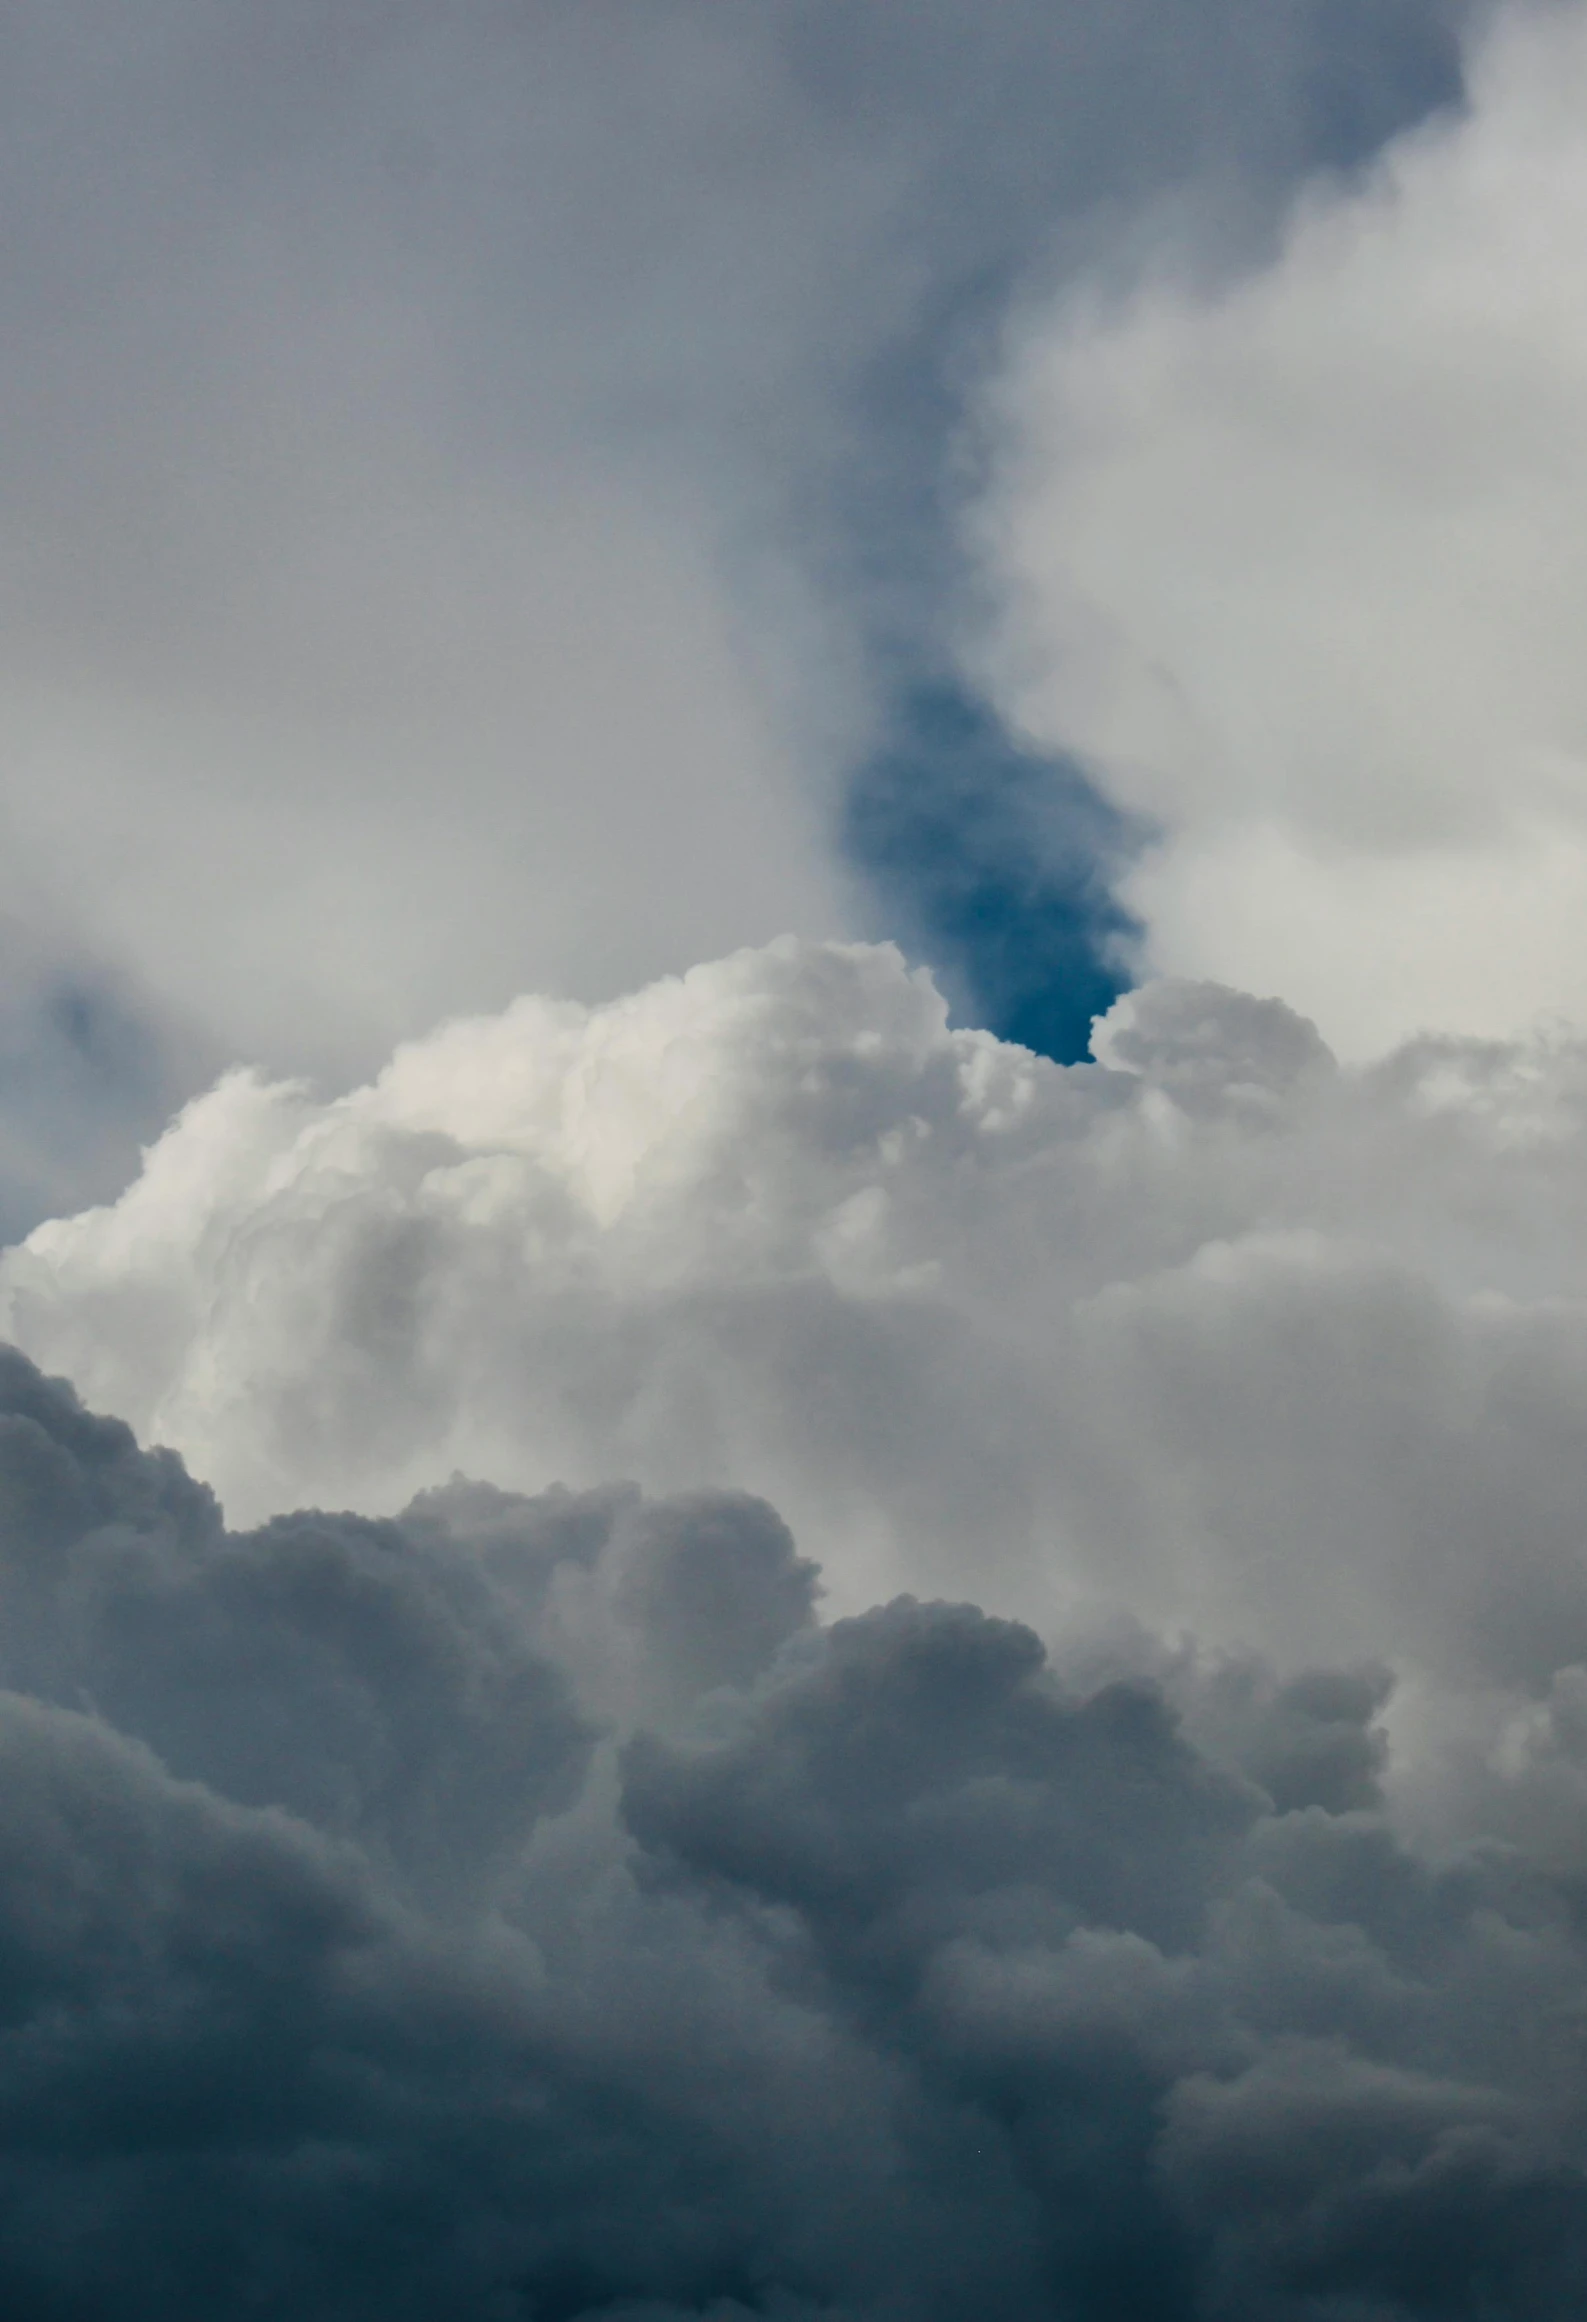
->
[9,934,1587,1858]
[979,0,1587,1055]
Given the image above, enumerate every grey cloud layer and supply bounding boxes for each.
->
[1,1343,1585,2318]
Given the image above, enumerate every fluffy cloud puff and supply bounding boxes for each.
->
[1,1341,1585,2317]
[976,0,1587,1056]
[10,934,1587,1761]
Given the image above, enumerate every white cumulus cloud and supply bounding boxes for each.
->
[975,0,1587,1055]
[10,933,1587,1857]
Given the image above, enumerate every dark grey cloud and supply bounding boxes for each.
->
[0,1344,1584,2318]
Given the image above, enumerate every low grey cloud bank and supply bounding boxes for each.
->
[1,1341,1585,2317]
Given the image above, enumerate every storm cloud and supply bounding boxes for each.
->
[0,1342,1585,2318]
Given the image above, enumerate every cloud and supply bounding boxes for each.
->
[0,1340,1585,2315]
[8,15,1582,2301]
[0,0,1471,1230]
[11,934,1587,1840]
[974,0,1587,1056]
[0,1338,828,1905]
[0,961,205,1245]
[0,5,858,1088]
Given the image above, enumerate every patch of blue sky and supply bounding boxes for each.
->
[843,680,1145,1064]
[822,0,1469,1059]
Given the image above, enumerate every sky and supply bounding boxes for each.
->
[0,0,1470,1233]
[13,2,1587,2316]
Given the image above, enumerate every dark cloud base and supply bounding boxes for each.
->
[0,1345,1582,2319]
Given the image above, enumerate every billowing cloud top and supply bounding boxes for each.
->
[5,932,1587,1858]
[10,935,1587,1723]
